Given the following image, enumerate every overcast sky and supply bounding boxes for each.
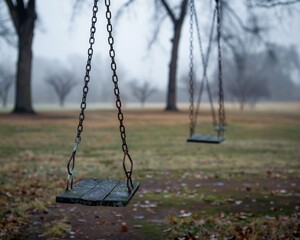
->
[35,0,175,90]
[2,0,300,90]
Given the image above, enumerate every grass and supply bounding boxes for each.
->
[140,222,166,240]
[43,219,71,239]
[0,103,299,239]
[166,213,300,240]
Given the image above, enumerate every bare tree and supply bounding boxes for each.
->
[0,66,14,108]
[111,0,300,111]
[225,66,270,110]
[259,45,300,101]
[4,0,36,114]
[130,80,157,107]
[218,32,269,110]
[217,0,300,110]
[45,69,78,107]
[1,0,299,114]
[221,43,300,110]
[117,0,188,111]
[0,1,15,47]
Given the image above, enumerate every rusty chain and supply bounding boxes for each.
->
[66,0,99,190]
[189,0,226,137]
[189,0,195,137]
[192,0,217,129]
[216,0,226,136]
[105,0,133,192]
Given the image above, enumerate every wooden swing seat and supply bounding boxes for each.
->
[187,133,224,144]
[56,178,139,207]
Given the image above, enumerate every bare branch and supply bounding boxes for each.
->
[27,0,36,18]
[45,69,78,106]
[115,0,137,22]
[0,18,16,46]
[178,0,188,23]
[130,80,157,106]
[223,2,261,34]
[4,0,19,31]
[16,0,25,10]
[70,0,90,23]
[160,0,176,23]
[252,0,300,8]
[148,13,168,50]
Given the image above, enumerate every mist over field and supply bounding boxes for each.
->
[2,48,300,110]
[1,0,300,111]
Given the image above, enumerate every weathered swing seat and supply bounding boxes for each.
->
[56,178,139,207]
[187,133,224,144]
[56,1,139,208]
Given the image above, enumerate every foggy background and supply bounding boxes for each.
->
[0,0,299,108]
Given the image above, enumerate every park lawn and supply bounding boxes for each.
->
[0,104,299,239]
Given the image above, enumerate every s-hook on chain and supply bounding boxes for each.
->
[216,0,226,136]
[105,0,134,192]
[66,0,99,190]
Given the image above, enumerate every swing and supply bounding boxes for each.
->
[56,0,139,207]
[187,0,226,144]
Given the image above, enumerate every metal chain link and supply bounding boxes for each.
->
[105,0,133,192]
[202,7,217,127]
[66,0,99,190]
[189,0,195,137]
[192,2,217,129]
[216,0,226,136]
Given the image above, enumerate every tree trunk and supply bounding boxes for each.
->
[165,26,181,111]
[59,95,65,107]
[5,0,36,114]
[163,0,188,111]
[14,29,35,113]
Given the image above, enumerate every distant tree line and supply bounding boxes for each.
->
[1,0,300,113]
[222,45,300,110]
[0,44,299,109]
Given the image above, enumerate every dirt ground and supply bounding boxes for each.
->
[1,107,299,239]
[25,175,300,240]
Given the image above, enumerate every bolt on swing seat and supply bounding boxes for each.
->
[56,0,139,207]
[56,178,139,207]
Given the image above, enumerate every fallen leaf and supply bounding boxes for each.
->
[146,208,156,214]
[120,222,128,232]
[179,210,192,218]
[112,211,122,218]
[162,228,172,233]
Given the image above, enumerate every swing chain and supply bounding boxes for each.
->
[216,0,226,133]
[66,0,99,190]
[105,0,134,192]
[192,0,218,129]
[189,0,195,137]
